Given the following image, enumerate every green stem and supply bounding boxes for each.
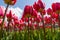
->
[50,16,53,33]
[28,17,30,40]
[37,22,40,40]
[53,23,55,33]
[1,4,9,30]
[0,4,9,40]
[58,14,60,30]
[42,13,46,40]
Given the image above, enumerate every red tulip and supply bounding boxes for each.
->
[41,9,46,15]
[6,10,13,21]
[33,0,45,12]
[44,16,51,24]
[32,9,38,18]
[14,20,20,26]
[52,12,58,19]
[34,15,42,23]
[47,8,53,15]
[22,5,33,18]
[52,3,60,13]
[20,19,24,26]
[22,5,37,18]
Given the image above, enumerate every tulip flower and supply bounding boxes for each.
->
[47,8,53,15]
[22,5,37,18]
[6,10,13,21]
[44,16,51,24]
[33,0,45,12]
[52,3,60,13]
[0,7,4,18]
[34,15,42,23]
[41,9,46,15]
[52,12,58,19]
[32,9,38,18]
[22,5,33,18]
[52,3,60,29]
[4,0,17,5]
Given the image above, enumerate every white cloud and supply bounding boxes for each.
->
[53,0,60,3]
[9,7,23,19]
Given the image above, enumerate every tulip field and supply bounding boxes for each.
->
[1,0,60,40]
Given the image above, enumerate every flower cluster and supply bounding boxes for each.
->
[1,0,60,31]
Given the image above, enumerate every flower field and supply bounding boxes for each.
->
[0,0,60,40]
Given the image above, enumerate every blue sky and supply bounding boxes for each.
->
[0,0,60,10]
[0,0,37,9]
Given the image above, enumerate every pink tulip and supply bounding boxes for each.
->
[0,7,4,18]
